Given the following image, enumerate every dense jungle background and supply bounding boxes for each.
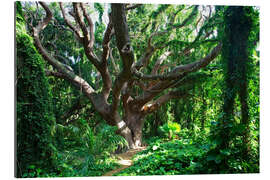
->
[16,1,259,177]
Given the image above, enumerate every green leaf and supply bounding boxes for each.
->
[28,165,35,170]
[220,149,231,156]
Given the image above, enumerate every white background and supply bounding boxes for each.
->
[1,0,268,179]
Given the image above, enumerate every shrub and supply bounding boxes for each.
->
[158,121,181,139]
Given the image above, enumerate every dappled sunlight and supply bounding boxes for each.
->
[118,159,132,166]
[103,147,147,176]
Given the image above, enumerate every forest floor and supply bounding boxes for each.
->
[103,146,147,176]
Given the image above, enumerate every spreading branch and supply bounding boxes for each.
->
[133,45,156,70]
[101,13,114,65]
[151,51,172,75]
[73,2,100,68]
[72,2,112,99]
[111,4,134,114]
[125,4,142,11]
[99,13,115,99]
[133,43,222,81]
[45,70,66,79]
[133,6,199,72]
[32,2,106,113]
[130,42,221,109]
[80,3,95,48]
[142,90,189,114]
[109,48,120,73]
[170,43,222,74]
[59,2,82,43]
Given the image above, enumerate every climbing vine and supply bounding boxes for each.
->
[207,6,259,172]
[16,2,56,177]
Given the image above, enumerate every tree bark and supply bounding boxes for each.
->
[124,109,145,147]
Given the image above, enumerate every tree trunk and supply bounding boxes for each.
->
[124,110,145,148]
[239,68,250,157]
[119,126,136,149]
[109,112,135,149]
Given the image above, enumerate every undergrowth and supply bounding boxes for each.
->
[115,127,259,176]
[22,118,128,177]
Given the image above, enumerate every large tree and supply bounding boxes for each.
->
[28,2,222,148]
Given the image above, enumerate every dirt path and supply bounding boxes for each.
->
[103,146,146,176]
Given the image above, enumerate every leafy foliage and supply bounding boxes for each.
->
[205,6,259,172]
[116,131,208,175]
[16,2,56,177]
[158,121,181,139]
[116,126,259,176]
[52,119,128,177]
